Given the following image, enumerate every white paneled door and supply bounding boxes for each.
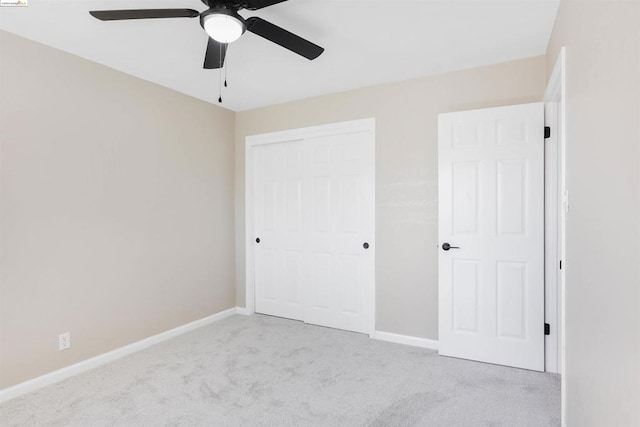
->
[253,126,374,335]
[303,132,374,334]
[438,103,545,371]
[254,140,306,321]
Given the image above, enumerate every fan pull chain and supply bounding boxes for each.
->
[218,44,223,103]
[218,70,222,103]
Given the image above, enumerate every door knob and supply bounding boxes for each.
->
[363,242,370,249]
[256,238,260,243]
[441,242,459,251]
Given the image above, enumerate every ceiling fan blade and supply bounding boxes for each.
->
[241,0,288,11]
[246,17,324,60]
[203,38,228,69]
[89,9,200,21]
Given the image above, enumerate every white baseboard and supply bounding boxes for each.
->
[372,330,439,350]
[235,306,252,316]
[0,307,244,403]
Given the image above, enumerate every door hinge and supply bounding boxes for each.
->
[544,323,551,335]
[544,126,551,139]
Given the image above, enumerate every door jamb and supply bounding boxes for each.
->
[544,47,567,422]
[244,118,377,335]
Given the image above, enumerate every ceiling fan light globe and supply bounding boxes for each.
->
[203,13,245,43]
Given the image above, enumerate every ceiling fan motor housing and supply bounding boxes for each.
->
[200,5,247,43]
[201,0,244,11]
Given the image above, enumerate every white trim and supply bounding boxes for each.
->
[235,306,252,316]
[244,118,376,335]
[372,331,439,351]
[0,307,240,403]
[544,46,567,425]
[245,118,376,147]
[544,101,559,374]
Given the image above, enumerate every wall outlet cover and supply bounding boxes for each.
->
[59,332,70,350]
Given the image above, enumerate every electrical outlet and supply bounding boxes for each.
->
[59,332,70,350]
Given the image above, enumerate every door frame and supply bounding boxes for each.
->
[544,47,567,420]
[244,118,377,335]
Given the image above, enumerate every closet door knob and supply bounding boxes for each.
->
[441,242,460,251]
[363,242,370,249]
[256,238,261,244]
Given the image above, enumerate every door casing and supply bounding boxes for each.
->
[544,47,567,422]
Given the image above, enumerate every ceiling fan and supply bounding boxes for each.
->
[89,0,324,70]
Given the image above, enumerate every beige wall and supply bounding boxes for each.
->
[546,1,640,425]
[0,31,236,388]
[235,56,546,339]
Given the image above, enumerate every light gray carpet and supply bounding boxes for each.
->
[0,314,560,426]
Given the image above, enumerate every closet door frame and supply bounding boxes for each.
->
[244,118,376,336]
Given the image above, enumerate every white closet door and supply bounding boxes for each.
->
[252,128,374,335]
[438,103,545,371]
[304,132,374,334]
[254,141,305,321]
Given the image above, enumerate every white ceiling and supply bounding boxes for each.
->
[0,0,560,111]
